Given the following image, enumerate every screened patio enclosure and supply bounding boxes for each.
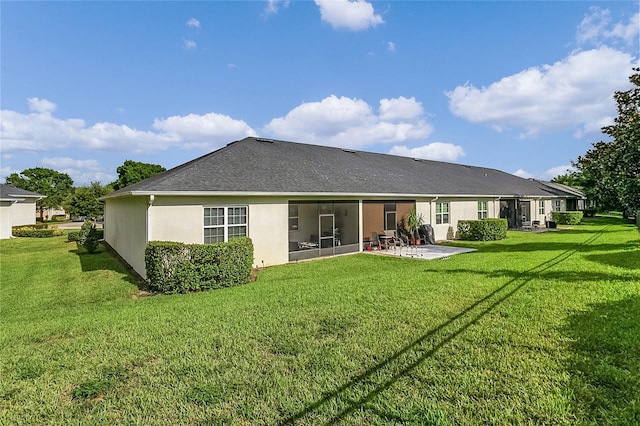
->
[288,201,359,261]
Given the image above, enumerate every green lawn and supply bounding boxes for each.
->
[1,217,639,425]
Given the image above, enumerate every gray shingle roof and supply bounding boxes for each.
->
[0,184,44,199]
[106,137,580,198]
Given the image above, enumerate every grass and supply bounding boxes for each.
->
[1,217,639,425]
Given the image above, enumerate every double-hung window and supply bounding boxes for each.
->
[477,201,488,219]
[204,206,247,243]
[538,201,545,215]
[435,202,450,224]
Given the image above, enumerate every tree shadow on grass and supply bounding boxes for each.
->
[280,230,608,424]
[421,266,639,287]
[564,295,640,424]
[585,250,640,270]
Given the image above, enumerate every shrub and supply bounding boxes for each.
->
[12,225,63,238]
[50,214,66,222]
[551,211,583,225]
[145,237,254,294]
[68,231,81,242]
[458,218,508,241]
[582,208,597,218]
[76,220,101,253]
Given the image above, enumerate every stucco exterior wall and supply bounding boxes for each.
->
[147,196,289,269]
[0,202,12,239]
[11,200,37,227]
[419,198,501,241]
[104,197,149,278]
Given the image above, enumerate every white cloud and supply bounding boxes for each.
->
[447,47,636,138]
[184,39,197,50]
[1,98,256,155]
[263,95,433,148]
[387,41,395,52]
[265,0,290,14]
[512,164,575,181]
[42,157,102,171]
[186,18,201,28]
[314,0,384,31]
[577,7,639,47]
[389,142,465,162]
[513,169,534,179]
[379,96,423,121]
[28,97,56,113]
[40,157,114,185]
[153,113,257,149]
[542,164,574,180]
[0,166,18,181]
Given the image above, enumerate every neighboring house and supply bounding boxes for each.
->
[102,137,585,277]
[0,184,45,239]
[535,180,587,212]
[42,206,68,221]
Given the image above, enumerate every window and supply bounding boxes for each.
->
[288,203,299,231]
[538,201,545,215]
[554,200,561,211]
[477,201,488,219]
[435,202,450,224]
[384,203,397,230]
[204,206,247,243]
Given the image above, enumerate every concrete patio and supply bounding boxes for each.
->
[366,244,476,260]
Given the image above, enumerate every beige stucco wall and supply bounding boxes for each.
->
[0,202,12,239]
[11,200,37,227]
[147,196,289,269]
[104,196,149,278]
[418,198,502,241]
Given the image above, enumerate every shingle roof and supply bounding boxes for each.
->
[106,137,581,198]
[536,180,585,198]
[0,184,44,200]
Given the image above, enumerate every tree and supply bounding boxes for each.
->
[64,182,113,219]
[551,172,584,191]
[573,68,640,213]
[112,160,166,190]
[5,168,74,221]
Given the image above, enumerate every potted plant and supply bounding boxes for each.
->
[406,208,424,245]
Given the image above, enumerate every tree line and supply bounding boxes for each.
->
[5,160,166,221]
[553,68,639,216]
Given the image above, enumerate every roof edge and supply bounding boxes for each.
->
[101,190,569,200]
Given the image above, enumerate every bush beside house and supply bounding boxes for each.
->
[145,237,254,294]
[12,224,64,238]
[457,218,508,241]
[551,211,584,225]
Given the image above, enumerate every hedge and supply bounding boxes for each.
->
[12,226,64,238]
[145,237,254,294]
[68,229,103,243]
[551,211,583,225]
[457,218,508,241]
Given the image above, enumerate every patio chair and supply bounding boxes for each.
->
[371,232,383,249]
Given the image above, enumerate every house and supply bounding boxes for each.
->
[535,180,587,212]
[0,184,45,239]
[102,137,585,278]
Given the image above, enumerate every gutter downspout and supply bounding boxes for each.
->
[429,196,439,226]
[147,195,155,243]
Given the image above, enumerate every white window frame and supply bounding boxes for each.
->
[554,200,561,211]
[435,202,450,224]
[477,201,488,220]
[204,206,248,243]
[538,201,545,215]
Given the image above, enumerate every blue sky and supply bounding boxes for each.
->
[1,1,638,186]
